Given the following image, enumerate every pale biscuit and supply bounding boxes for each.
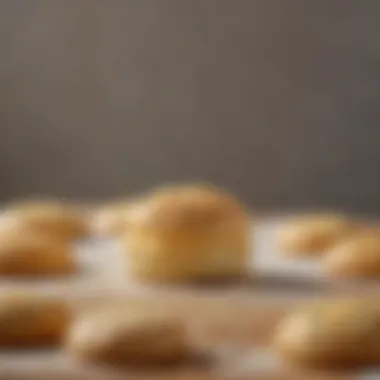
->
[325,232,380,277]
[274,299,380,368]
[3,199,89,242]
[123,184,251,282]
[67,305,189,366]
[277,214,355,256]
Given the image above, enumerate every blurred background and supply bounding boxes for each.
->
[0,0,379,213]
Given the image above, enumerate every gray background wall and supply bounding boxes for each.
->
[0,0,379,213]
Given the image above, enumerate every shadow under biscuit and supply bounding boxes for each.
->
[77,351,216,375]
[0,343,63,352]
[163,273,329,294]
[0,268,84,282]
[244,273,329,292]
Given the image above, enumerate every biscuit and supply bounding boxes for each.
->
[0,230,76,276]
[67,305,189,366]
[123,184,251,282]
[277,214,355,256]
[91,200,145,237]
[0,291,70,347]
[274,299,380,368]
[4,199,89,242]
[324,233,380,277]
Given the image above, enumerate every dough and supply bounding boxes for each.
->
[0,291,70,347]
[274,299,380,368]
[324,233,380,277]
[67,306,189,366]
[3,199,89,242]
[0,230,76,276]
[123,184,251,282]
[277,214,355,256]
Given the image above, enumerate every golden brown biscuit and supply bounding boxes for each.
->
[277,214,355,256]
[274,299,380,368]
[0,291,70,347]
[123,184,251,282]
[66,306,189,366]
[0,230,76,276]
[3,199,89,242]
[324,233,380,277]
